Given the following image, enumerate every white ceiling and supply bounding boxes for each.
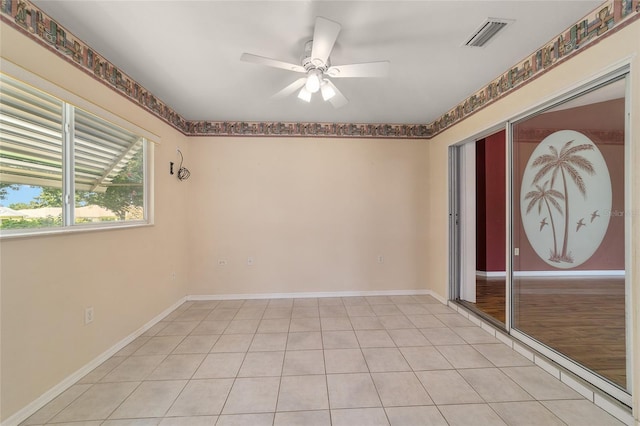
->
[33,1,602,125]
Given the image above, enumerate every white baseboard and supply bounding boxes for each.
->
[476,270,625,278]
[188,289,435,302]
[3,289,445,426]
[1,297,187,426]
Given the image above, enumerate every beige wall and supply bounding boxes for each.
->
[0,25,191,421]
[1,11,639,426]
[425,20,640,422]
[186,137,429,296]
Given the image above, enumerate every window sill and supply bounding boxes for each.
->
[0,221,153,240]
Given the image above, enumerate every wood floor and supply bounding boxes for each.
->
[466,276,627,389]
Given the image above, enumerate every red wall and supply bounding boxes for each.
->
[476,130,506,272]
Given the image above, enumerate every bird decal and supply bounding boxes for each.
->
[539,217,548,231]
[591,210,599,223]
[576,218,586,232]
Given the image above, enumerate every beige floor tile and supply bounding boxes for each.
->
[291,306,320,318]
[415,370,484,405]
[282,349,325,375]
[389,296,418,304]
[155,321,200,336]
[362,348,411,372]
[172,335,219,354]
[286,331,323,350]
[438,404,507,426]
[319,297,344,306]
[472,344,533,367]
[453,326,499,344]
[324,349,369,374]
[21,384,92,425]
[346,305,375,317]
[78,357,127,384]
[350,316,384,330]
[399,346,452,371]
[187,301,219,310]
[222,377,280,414]
[319,305,348,318]
[50,382,139,422]
[371,372,432,406]
[249,333,288,351]
[541,400,625,425]
[277,375,329,411]
[364,296,393,305]
[205,309,238,321]
[420,328,466,345]
[274,410,331,426]
[396,304,430,315]
[234,307,266,320]
[166,379,233,416]
[262,308,292,319]
[190,321,229,335]
[134,336,184,355]
[320,317,353,331]
[501,366,582,400]
[407,315,446,328]
[114,337,151,357]
[158,416,217,426]
[238,351,284,377]
[322,330,359,349]
[434,313,476,327]
[193,353,244,379]
[257,318,290,333]
[289,317,321,332]
[36,421,102,426]
[294,298,319,307]
[385,406,448,426]
[371,304,403,316]
[378,315,415,330]
[355,330,395,348]
[331,408,389,426]
[268,299,294,308]
[459,368,533,402]
[101,355,166,382]
[387,329,431,347]
[223,319,259,334]
[217,300,245,309]
[210,334,253,353]
[425,304,458,314]
[435,345,492,368]
[110,380,187,419]
[215,413,274,426]
[147,354,205,380]
[174,310,209,322]
[490,401,566,426]
[102,419,160,426]
[326,373,381,409]
[341,296,368,306]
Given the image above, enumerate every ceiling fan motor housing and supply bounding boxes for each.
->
[302,40,330,72]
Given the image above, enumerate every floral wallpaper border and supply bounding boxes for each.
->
[1,0,638,139]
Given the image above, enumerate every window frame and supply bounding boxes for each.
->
[0,61,157,239]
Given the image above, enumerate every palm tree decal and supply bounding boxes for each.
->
[528,140,595,263]
[524,180,564,260]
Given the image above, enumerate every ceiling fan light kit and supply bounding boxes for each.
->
[241,16,390,108]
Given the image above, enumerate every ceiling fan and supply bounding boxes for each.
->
[240,17,390,108]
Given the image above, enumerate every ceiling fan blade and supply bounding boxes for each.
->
[325,80,348,108]
[272,78,307,100]
[240,53,306,73]
[326,61,390,78]
[310,17,341,65]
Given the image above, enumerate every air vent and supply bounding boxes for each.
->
[464,18,512,47]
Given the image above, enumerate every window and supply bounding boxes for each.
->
[0,73,150,235]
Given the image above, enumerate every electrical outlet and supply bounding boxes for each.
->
[217,258,228,266]
[85,307,94,325]
[377,255,384,264]
[171,271,176,281]
[247,256,254,266]
[514,248,520,256]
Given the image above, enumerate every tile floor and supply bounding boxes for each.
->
[22,295,626,425]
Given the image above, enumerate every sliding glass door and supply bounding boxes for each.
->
[510,74,631,401]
